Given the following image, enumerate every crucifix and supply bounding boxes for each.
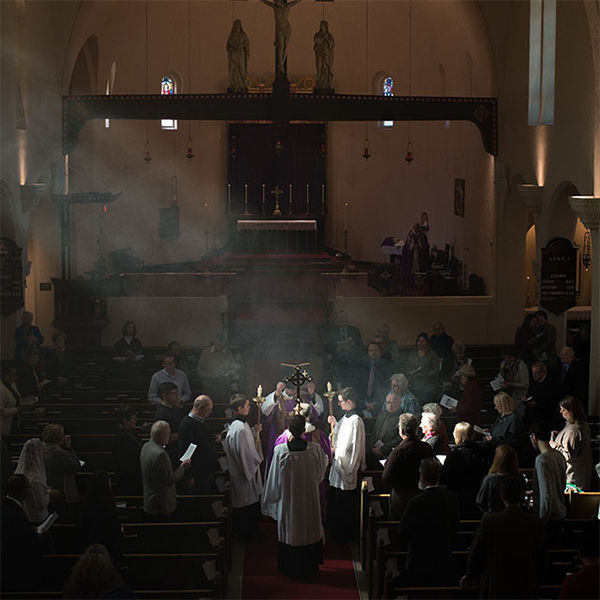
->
[281,362,312,412]
[271,185,284,216]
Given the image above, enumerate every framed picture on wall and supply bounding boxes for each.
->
[454,178,465,217]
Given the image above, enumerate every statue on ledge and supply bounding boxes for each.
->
[314,20,335,92]
[227,19,250,94]
[260,0,303,78]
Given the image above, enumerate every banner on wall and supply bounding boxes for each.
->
[540,237,577,316]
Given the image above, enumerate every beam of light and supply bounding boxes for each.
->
[17,130,26,185]
[534,126,548,187]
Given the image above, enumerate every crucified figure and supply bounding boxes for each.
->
[259,0,303,77]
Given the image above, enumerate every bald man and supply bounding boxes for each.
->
[178,395,220,494]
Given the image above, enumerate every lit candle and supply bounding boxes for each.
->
[262,184,266,214]
[321,184,325,214]
[257,384,262,397]
[327,381,332,392]
[244,184,248,202]
[289,184,293,213]
[227,183,231,214]
[306,184,310,214]
[344,203,349,230]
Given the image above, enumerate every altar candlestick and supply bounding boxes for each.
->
[289,184,293,214]
[262,184,266,215]
[306,184,310,214]
[227,184,231,215]
[244,184,249,215]
[321,184,325,215]
[327,381,332,392]
[344,203,349,231]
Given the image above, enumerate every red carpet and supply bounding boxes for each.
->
[242,518,360,600]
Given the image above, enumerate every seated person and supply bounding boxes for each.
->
[166,340,189,374]
[17,349,45,398]
[44,331,75,388]
[442,340,473,395]
[148,354,191,406]
[404,332,439,403]
[112,321,144,362]
[376,324,402,366]
[14,311,44,361]
[366,392,402,469]
[112,406,143,496]
[390,373,421,417]
[361,341,395,414]
[197,335,239,400]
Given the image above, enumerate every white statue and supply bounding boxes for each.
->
[227,19,250,93]
[314,20,335,91]
[259,0,303,77]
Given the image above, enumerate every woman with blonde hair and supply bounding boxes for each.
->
[14,438,48,524]
[441,422,488,518]
[485,391,524,454]
[476,444,522,514]
[550,396,592,490]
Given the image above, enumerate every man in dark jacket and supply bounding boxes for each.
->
[113,406,143,495]
[398,459,460,585]
[178,395,220,494]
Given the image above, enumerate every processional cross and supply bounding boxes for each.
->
[281,362,312,412]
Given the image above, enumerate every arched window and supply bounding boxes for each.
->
[161,75,178,130]
[382,76,394,128]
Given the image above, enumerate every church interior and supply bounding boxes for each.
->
[1,0,599,598]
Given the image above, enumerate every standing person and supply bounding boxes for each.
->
[14,438,49,525]
[405,332,439,403]
[361,340,394,413]
[326,387,366,542]
[530,424,567,547]
[514,313,537,367]
[178,395,220,494]
[112,406,143,496]
[148,354,191,405]
[382,413,433,520]
[550,396,592,490]
[223,394,263,541]
[227,19,250,93]
[42,423,81,522]
[264,415,329,581]
[398,459,460,586]
[453,364,483,426]
[429,321,455,379]
[461,476,547,599]
[476,444,521,515]
[528,362,561,430]
[140,421,190,519]
[484,392,524,456]
[153,381,185,466]
[112,321,144,362]
[498,346,529,416]
[259,0,303,77]
[419,412,444,455]
[14,311,44,361]
[313,20,335,90]
[1,363,25,434]
[558,346,587,405]
[530,310,558,368]
[441,422,488,518]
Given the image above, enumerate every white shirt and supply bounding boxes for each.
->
[329,411,366,491]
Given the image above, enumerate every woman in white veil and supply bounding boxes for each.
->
[15,438,49,524]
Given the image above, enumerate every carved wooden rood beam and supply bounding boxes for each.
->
[63,91,497,156]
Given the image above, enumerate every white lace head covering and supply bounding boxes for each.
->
[14,437,47,487]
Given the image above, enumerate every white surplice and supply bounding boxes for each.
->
[264,441,329,546]
[223,418,263,508]
[328,412,366,491]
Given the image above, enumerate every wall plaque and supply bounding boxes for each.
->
[540,237,577,316]
[0,237,24,317]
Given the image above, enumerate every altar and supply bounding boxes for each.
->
[236,218,318,254]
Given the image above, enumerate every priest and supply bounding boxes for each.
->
[223,394,264,540]
[264,415,329,581]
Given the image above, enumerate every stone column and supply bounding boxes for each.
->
[569,196,600,415]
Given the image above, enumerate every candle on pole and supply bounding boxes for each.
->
[289,184,293,214]
[344,203,349,230]
[262,184,266,215]
[323,381,337,445]
[321,184,325,215]
[306,184,310,214]
[227,183,231,215]
[244,183,249,215]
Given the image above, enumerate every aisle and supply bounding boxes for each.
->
[241,518,360,600]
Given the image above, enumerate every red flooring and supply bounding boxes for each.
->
[242,518,360,600]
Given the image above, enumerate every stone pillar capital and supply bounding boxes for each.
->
[516,183,544,213]
[569,196,600,230]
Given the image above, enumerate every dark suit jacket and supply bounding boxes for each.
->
[44,348,75,383]
[360,354,395,408]
[466,506,546,599]
[370,409,401,457]
[0,498,39,590]
[113,426,143,495]
[16,361,40,398]
[178,415,220,494]
[560,360,587,403]
[398,487,460,584]
[382,436,433,494]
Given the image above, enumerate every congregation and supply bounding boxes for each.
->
[0,309,598,599]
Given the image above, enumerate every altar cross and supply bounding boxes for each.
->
[281,362,312,410]
[271,185,284,216]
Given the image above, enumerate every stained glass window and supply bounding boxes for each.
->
[383,76,394,127]
[161,76,177,129]
[161,76,174,95]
